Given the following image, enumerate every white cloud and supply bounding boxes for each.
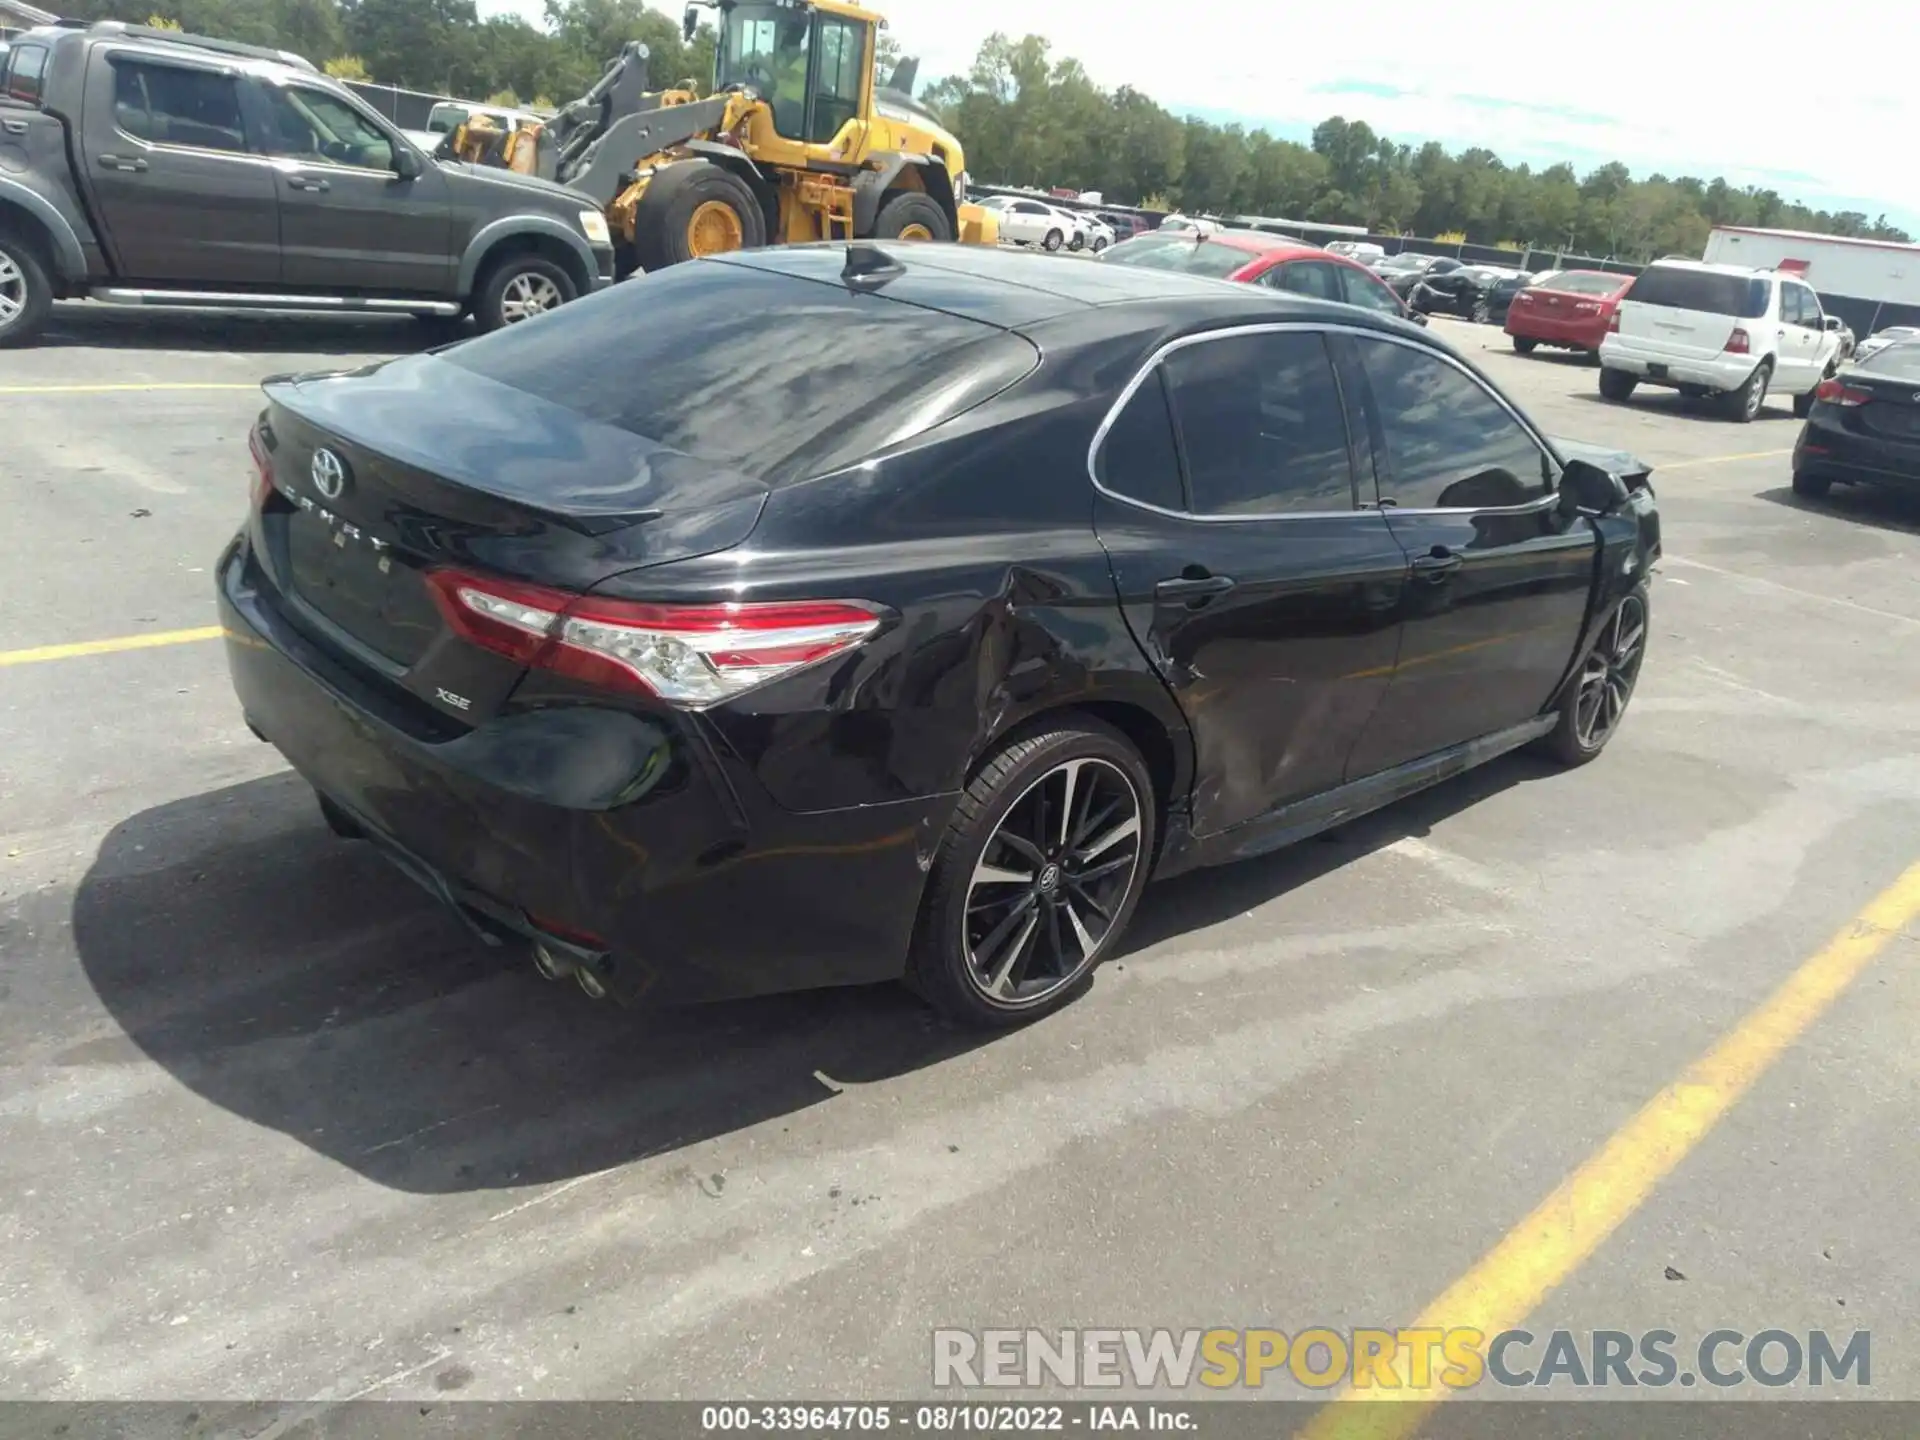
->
[478,0,1918,225]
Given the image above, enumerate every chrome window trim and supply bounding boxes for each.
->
[1086,320,1564,524]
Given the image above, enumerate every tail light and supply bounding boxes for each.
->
[426,568,883,706]
[247,423,274,508]
[1813,377,1871,407]
[1725,328,1751,355]
[1606,310,1621,334]
[1574,301,1600,314]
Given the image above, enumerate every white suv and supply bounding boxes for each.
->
[1598,260,1844,422]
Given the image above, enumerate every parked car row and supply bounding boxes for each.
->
[979,195,1114,253]
[220,240,1661,1026]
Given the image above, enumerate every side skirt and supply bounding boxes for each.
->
[1155,714,1557,878]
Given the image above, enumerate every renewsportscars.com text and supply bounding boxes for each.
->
[932,1328,1871,1391]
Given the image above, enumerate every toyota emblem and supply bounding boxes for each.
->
[310,447,349,501]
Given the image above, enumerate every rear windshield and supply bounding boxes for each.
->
[1540,271,1627,296]
[1626,265,1769,318]
[1856,343,1920,380]
[1102,234,1249,279]
[439,259,1038,485]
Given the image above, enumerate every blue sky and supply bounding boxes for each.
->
[479,0,1919,233]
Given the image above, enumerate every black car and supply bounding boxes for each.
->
[1375,253,1464,299]
[1793,341,1920,500]
[1481,273,1533,326]
[218,242,1660,1028]
[1412,266,1525,321]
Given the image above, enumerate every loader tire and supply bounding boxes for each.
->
[632,161,767,273]
[870,191,951,243]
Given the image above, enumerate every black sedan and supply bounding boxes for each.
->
[1793,341,1920,500]
[219,243,1660,1028]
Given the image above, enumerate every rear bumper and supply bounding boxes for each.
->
[1599,336,1751,391]
[217,535,949,1005]
[1794,426,1920,494]
[1506,309,1606,348]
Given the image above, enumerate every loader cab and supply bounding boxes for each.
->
[710,0,874,147]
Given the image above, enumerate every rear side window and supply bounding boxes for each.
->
[1103,235,1248,279]
[440,259,1039,486]
[4,43,47,103]
[1096,370,1184,512]
[1353,337,1553,510]
[1626,265,1769,319]
[1161,331,1354,516]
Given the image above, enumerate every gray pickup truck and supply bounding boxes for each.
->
[0,21,615,346]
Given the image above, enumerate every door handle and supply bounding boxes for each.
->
[98,154,149,173]
[1155,572,1236,608]
[287,175,331,192]
[1411,548,1464,583]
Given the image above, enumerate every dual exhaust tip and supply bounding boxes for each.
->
[532,940,611,1000]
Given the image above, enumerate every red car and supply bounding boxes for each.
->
[1504,270,1633,355]
[1099,228,1423,324]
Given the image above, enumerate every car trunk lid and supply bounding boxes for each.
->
[251,355,768,725]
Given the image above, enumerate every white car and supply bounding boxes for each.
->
[1326,240,1387,265]
[1852,325,1920,363]
[1598,259,1845,422]
[981,197,1084,252]
[1158,214,1220,236]
[1077,214,1115,253]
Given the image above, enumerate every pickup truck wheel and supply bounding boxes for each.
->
[1536,583,1649,767]
[0,231,53,349]
[474,254,576,332]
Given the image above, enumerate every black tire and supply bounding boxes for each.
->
[1676,383,1707,399]
[1598,367,1637,402]
[1535,583,1650,767]
[905,716,1157,1028]
[472,252,577,333]
[1723,360,1770,423]
[1042,228,1064,253]
[870,190,951,243]
[0,228,54,349]
[1091,236,1109,254]
[1512,336,1537,354]
[1792,469,1833,498]
[631,160,768,273]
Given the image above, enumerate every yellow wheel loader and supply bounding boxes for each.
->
[447,0,998,274]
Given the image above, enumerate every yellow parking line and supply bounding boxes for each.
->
[0,382,260,395]
[1656,448,1792,471]
[0,626,223,667]
[1298,856,1920,1440]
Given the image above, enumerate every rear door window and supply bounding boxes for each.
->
[1787,283,1822,327]
[1096,370,1185,512]
[440,258,1039,486]
[3,43,47,103]
[1626,265,1770,318]
[110,59,248,152]
[1160,330,1354,516]
[1266,262,1344,302]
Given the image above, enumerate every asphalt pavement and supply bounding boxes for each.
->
[2,299,1917,1416]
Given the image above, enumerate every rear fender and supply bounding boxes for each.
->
[0,176,90,281]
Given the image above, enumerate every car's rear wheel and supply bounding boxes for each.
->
[1537,584,1649,767]
[1512,336,1537,354]
[906,717,1156,1027]
[0,228,54,349]
[1792,469,1833,498]
[1598,367,1637,402]
[1042,228,1064,252]
[1724,361,1770,422]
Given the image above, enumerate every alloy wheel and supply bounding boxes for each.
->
[500,273,563,323]
[1574,594,1647,750]
[0,253,23,327]
[962,756,1144,1006]
[1745,367,1768,419]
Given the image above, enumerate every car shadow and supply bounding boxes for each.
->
[1514,347,1599,368]
[70,753,1556,1194]
[67,772,993,1195]
[1118,749,1552,955]
[1756,481,1920,537]
[1566,390,1801,423]
[40,303,446,355]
